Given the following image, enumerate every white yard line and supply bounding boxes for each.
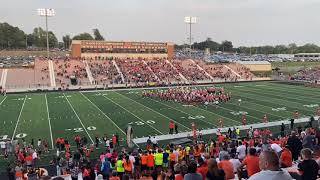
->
[147,97,219,127]
[80,92,139,147]
[63,93,94,144]
[233,89,315,113]
[45,94,54,149]
[80,92,126,135]
[0,96,7,105]
[102,94,164,135]
[115,91,191,131]
[228,101,287,119]
[11,95,27,142]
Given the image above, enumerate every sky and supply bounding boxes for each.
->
[0,0,320,47]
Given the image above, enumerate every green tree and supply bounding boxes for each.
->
[0,22,26,49]
[62,35,71,49]
[93,29,104,40]
[73,33,94,40]
[219,40,233,52]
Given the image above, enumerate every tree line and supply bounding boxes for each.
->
[0,22,105,50]
[1,22,320,54]
[176,38,320,54]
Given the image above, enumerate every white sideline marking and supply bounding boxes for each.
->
[234,86,244,88]
[63,93,94,144]
[115,91,191,131]
[133,116,319,144]
[11,95,27,142]
[0,96,7,105]
[45,94,54,149]
[102,94,164,135]
[255,85,266,87]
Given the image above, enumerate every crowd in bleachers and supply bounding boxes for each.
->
[53,59,89,87]
[88,60,123,85]
[146,60,182,83]
[0,58,257,90]
[116,59,158,84]
[290,66,320,83]
[2,116,320,180]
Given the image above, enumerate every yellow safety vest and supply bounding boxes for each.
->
[116,160,124,172]
[154,153,163,166]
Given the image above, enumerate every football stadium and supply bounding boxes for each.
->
[1,1,320,180]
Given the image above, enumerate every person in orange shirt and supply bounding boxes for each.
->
[280,146,292,168]
[146,151,154,174]
[218,154,235,180]
[169,149,176,171]
[197,157,208,180]
[238,148,260,179]
[193,146,201,159]
[123,155,133,176]
[141,151,148,176]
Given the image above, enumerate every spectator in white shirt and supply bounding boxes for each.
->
[229,153,241,173]
[237,141,246,160]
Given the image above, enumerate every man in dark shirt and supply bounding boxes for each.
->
[302,129,316,150]
[287,131,302,161]
[298,148,319,180]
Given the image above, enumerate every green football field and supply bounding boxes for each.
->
[0,81,319,148]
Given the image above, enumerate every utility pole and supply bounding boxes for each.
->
[38,8,55,59]
[184,16,197,58]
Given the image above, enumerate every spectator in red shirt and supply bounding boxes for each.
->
[238,148,260,179]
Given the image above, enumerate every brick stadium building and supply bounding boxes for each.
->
[71,40,174,60]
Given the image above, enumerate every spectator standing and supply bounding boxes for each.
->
[287,131,302,161]
[238,148,260,179]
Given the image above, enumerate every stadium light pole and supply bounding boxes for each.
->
[38,8,55,59]
[184,16,197,58]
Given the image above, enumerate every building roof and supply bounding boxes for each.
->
[238,61,271,65]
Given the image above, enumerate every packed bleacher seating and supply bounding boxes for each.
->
[145,59,182,83]
[88,60,123,85]
[116,59,158,84]
[291,66,320,82]
[173,60,210,81]
[0,58,259,90]
[227,63,254,80]
[2,117,320,180]
[53,59,90,87]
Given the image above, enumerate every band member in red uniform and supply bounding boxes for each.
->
[242,114,247,125]
[169,120,175,134]
[262,114,268,123]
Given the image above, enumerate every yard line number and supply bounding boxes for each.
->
[128,120,155,126]
[65,126,97,132]
[272,107,287,112]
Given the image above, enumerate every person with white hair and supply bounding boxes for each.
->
[249,150,292,180]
